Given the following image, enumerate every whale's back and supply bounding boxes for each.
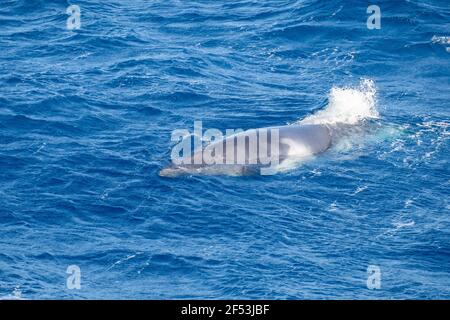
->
[159,124,332,177]
[277,124,331,158]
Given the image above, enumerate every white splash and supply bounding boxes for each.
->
[0,286,23,300]
[299,79,379,126]
[393,220,415,229]
[353,185,368,195]
[431,35,450,45]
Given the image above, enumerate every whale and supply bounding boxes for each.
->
[158,79,381,177]
[159,123,333,177]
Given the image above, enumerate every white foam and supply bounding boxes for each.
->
[299,79,379,126]
[0,287,23,300]
[431,35,450,45]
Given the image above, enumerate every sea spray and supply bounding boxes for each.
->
[299,79,379,126]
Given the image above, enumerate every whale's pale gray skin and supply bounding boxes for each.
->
[159,124,332,177]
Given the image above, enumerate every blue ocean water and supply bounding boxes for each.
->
[0,0,449,299]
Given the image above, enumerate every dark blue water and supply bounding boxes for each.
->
[0,0,449,299]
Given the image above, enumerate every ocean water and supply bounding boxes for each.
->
[0,0,449,299]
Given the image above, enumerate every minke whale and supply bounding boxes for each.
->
[159,123,333,177]
[159,79,379,177]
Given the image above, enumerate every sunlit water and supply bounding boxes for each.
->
[0,0,449,299]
